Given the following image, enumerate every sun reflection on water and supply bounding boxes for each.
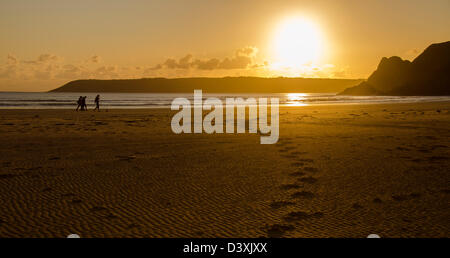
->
[285,93,309,106]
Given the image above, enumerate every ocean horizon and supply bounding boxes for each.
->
[1,92,449,109]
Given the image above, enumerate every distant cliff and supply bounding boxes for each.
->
[50,77,363,93]
[340,41,450,96]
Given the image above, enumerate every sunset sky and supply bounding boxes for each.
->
[1,0,449,91]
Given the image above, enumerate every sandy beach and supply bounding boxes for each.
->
[0,102,449,238]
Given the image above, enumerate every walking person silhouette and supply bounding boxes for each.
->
[94,95,100,111]
[76,96,83,111]
[82,96,88,111]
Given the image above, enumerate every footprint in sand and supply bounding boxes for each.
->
[428,156,449,162]
[290,191,315,199]
[0,174,16,180]
[266,224,295,238]
[373,198,383,204]
[105,214,119,220]
[283,211,324,222]
[281,154,297,159]
[194,231,205,237]
[289,171,306,177]
[90,206,108,212]
[116,155,137,161]
[279,183,301,190]
[440,189,450,194]
[298,159,314,163]
[127,223,140,229]
[275,141,287,147]
[290,151,308,155]
[2,161,12,167]
[401,218,413,226]
[298,176,318,184]
[430,144,448,150]
[303,167,319,173]
[352,203,363,209]
[269,201,296,209]
[277,142,293,148]
[392,193,422,201]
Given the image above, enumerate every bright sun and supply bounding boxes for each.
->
[272,17,323,68]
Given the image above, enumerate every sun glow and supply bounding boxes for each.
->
[285,93,309,106]
[271,17,323,69]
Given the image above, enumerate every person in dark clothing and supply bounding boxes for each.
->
[82,96,88,111]
[94,95,100,111]
[76,96,83,111]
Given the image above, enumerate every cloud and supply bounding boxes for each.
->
[152,46,262,71]
[7,54,18,65]
[88,55,102,64]
[0,47,265,84]
[404,48,420,60]
[177,54,194,69]
[94,66,119,78]
[194,58,220,70]
[21,54,61,65]
[0,51,344,82]
[0,48,352,91]
[236,46,258,57]
[37,54,59,63]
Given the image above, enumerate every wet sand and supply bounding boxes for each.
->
[0,102,449,238]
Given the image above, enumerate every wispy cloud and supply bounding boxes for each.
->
[149,46,261,71]
[0,47,347,91]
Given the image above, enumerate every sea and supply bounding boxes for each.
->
[0,92,449,109]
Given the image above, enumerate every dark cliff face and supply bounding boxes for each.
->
[404,42,450,95]
[368,56,411,93]
[340,41,450,96]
